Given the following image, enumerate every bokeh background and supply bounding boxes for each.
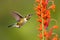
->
[0,0,60,40]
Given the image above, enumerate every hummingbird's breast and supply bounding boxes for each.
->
[17,18,27,26]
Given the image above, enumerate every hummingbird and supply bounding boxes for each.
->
[8,11,32,28]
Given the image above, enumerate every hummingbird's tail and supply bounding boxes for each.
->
[8,24,14,28]
[8,23,20,28]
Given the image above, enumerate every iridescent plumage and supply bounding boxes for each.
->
[8,11,32,28]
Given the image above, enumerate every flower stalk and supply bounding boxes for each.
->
[42,17,44,40]
[34,0,60,40]
[40,0,44,40]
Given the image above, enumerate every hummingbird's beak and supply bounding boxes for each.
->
[30,14,33,16]
[29,14,33,16]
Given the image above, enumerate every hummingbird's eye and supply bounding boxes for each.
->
[29,15,30,16]
[29,14,32,16]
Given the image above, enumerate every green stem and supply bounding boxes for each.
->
[41,13,45,40]
[40,0,44,40]
[51,18,58,25]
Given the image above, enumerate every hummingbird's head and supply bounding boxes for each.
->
[25,14,32,20]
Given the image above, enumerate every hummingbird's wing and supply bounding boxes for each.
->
[11,11,23,21]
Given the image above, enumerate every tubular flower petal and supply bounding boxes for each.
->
[49,4,56,11]
[53,25,58,29]
[36,0,40,3]
[52,34,58,40]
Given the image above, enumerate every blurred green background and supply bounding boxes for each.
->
[0,0,60,40]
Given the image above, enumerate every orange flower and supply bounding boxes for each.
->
[48,28,53,38]
[39,33,42,39]
[44,20,49,29]
[53,25,58,29]
[52,34,58,40]
[47,15,50,19]
[42,0,47,8]
[37,19,42,23]
[49,4,56,11]
[36,11,41,16]
[36,0,40,3]
[34,5,41,12]
[38,24,42,31]
[45,10,51,19]
[41,7,46,12]
[36,4,41,11]
[45,10,50,15]
[42,13,45,18]
[44,30,48,36]
[46,0,49,4]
